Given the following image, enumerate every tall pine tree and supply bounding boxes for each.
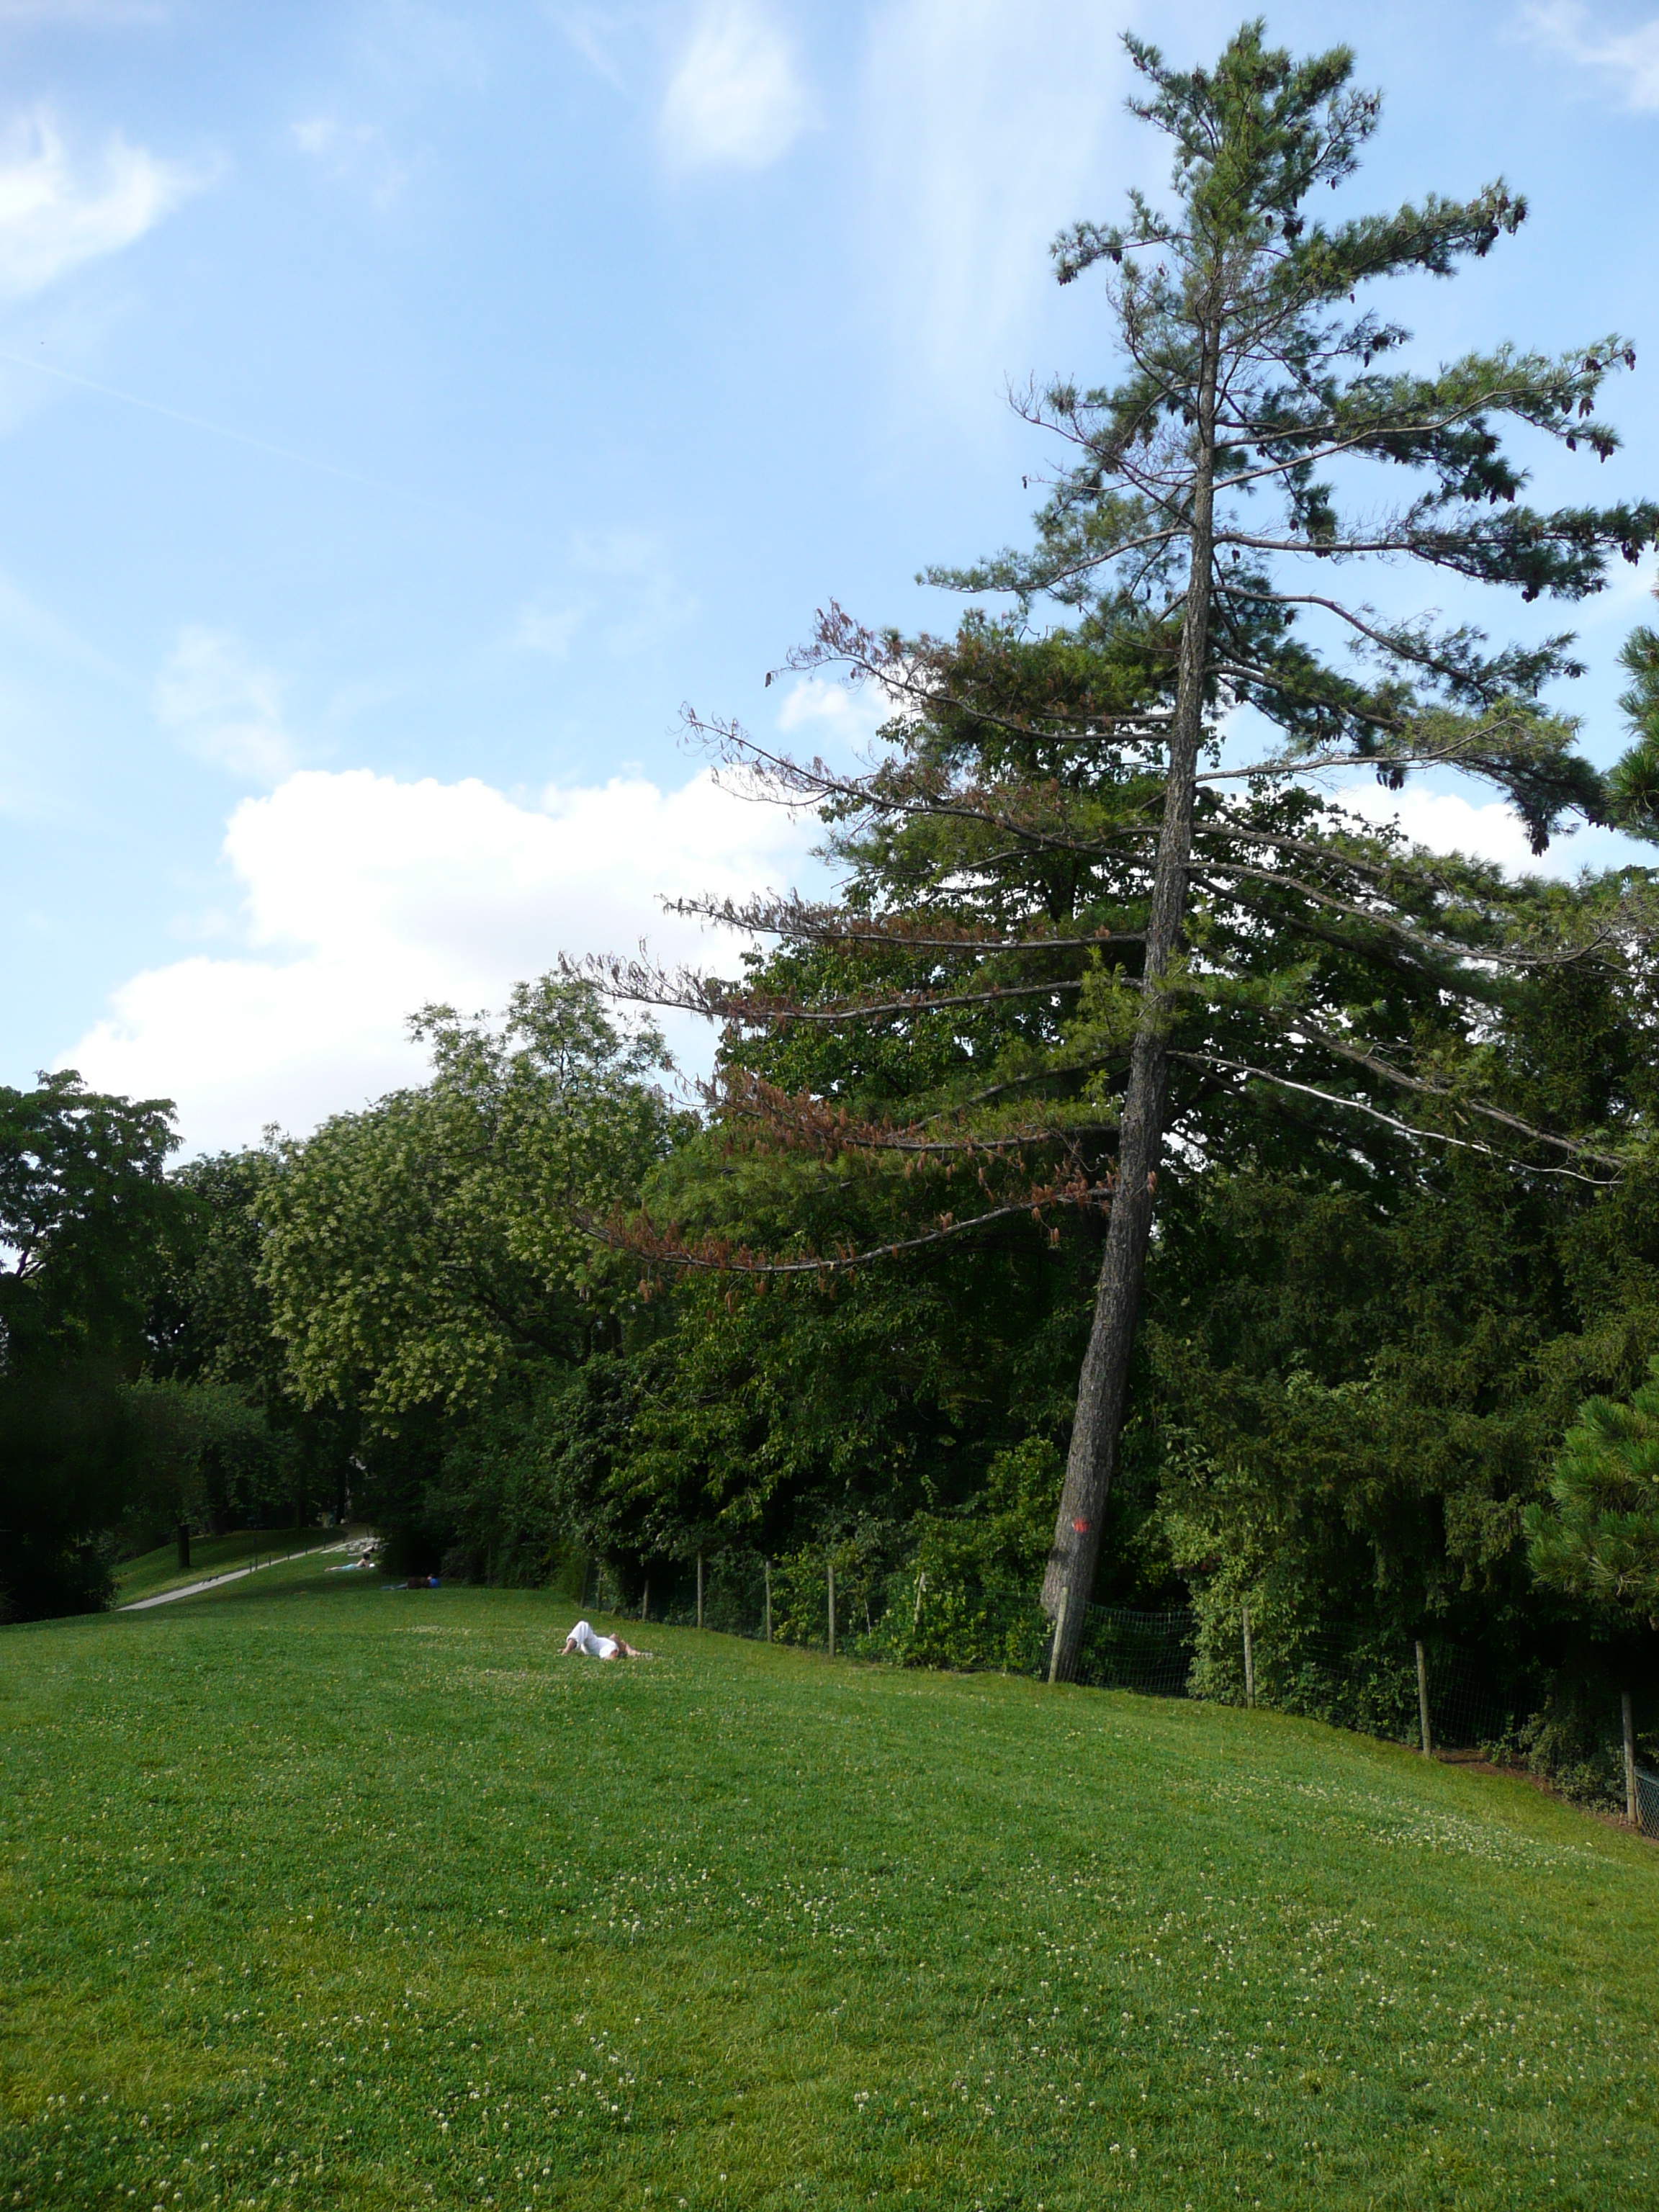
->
[594,23,1658,1673]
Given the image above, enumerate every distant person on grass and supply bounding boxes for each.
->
[562,1619,649,1660]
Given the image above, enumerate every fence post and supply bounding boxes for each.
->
[1242,1604,1254,1710]
[827,1560,836,1659]
[913,1570,927,1628]
[1048,1584,1070,1686]
[1415,1640,1433,1759]
[1624,1691,1638,1826]
[641,1576,649,1624]
[696,1552,704,1632]
[763,1559,771,1644]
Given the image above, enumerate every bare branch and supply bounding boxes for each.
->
[1171,1051,1619,1185]
[1194,855,1608,970]
[570,949,1108,1029]
[1280,1022,1627,1166]
[665,891,1146,956]
[711,1069,1117,1159]
[577,1182,1115,1280]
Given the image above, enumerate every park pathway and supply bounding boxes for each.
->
[119,1538,358,1611]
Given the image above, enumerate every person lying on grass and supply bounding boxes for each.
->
[562,1619,651,1660]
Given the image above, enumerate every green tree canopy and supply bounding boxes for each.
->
[260,977,681,1427]
[1527,1358,1659,1630]
[0,1071,182,1619]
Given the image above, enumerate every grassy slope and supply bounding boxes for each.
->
[114,1531,342,1607]
[1,1573,1656,2211]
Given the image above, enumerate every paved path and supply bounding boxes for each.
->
[119,1539,359,1610]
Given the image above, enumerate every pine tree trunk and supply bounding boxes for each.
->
[1042,324,1221,1673]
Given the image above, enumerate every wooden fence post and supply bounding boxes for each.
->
[696,1552,704,1632]
[1415,1640,1433,1759]
[641,1576,649,1623]
[827,1560,836,1660]
[1048,1584,1070,1686]
[1242,1604,1254,1710]
[1624,1691,1638,1826]
[763,1559,771,1643]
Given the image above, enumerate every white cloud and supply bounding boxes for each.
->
[0,107,198,300]
[290,117,410,210]
[1328,777,1653,880]
[661,1,812,170]
[776,673,889,750]
[1519,3,1659,109]
[63,764,817,1151]
[154,627,298,786]
[1331,779,1548,876]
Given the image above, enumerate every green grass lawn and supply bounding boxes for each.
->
[3,1570,1657,2211]
[113,1532,346,1608]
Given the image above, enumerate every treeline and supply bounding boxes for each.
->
[8,858,1659,1774]
[8,24,1659,1807]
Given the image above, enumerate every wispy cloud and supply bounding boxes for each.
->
[357,0,488,94]
[0,106,200,300]
[155,627,298,786]
[1519,2,1659,108]
[0,1,169,19]
[291,116,410,209]
[509,598,586,657]
[553,4,631,89]
[662,1,813,170]
[858,0,1138,413]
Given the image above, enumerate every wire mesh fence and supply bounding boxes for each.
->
[1065,1603,1197,1698]
[593,1553,1650,1827]
[609,1565,1519,1748]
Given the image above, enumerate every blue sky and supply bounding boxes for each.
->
[4,0,1659,1149]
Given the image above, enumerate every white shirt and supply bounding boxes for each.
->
[567,1619,619,1659]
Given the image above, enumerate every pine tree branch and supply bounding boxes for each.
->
[1213,578,1579,697]
[574,950,1106,1028]
[711,976,1096,1027]
[578,1183,1115,1280]
[1188,822,1403,883]
[1192,711,1550,783]
[663,892,1146,955]
[1193,855,1608,968]
[685,716,1159,862]
[1274,1022,1627,1166]
[711,1070,1117,1161]
[1170,1049,1619,1184]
